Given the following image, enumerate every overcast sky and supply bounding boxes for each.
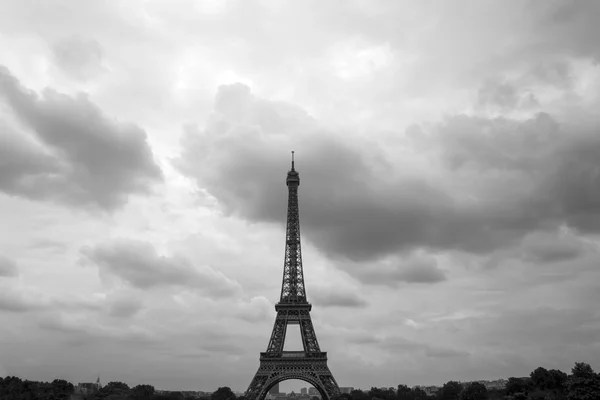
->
[1,0,600,394]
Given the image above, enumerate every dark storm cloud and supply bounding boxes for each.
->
[52,35,105,81]
[176,84,600,265]
[0,122,61,193]
[176,84,471,262]
[81,239,241,297]
[0,256,19,278]
[427,112,600,235]
[0,65,162,210]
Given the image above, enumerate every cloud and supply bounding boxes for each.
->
[81,239,242,297]
[175,84,454,263]
[310,288,368,308]
[233,296,272,322]
[462,307,600,358]
[423,112,600,235]
[425,347,470,359]
[37,312,158,345]
[106,293,144,318]
[0,256,19,278]
[343,330,382,345]
[378,335,469,359]
[530,2,600,61]
[28,239,69,253]
[2,0,600,391]
[356,253,447,286]
[518,230,589,263]
[0,288,44,312]
[0,65,163,211]
[0,285,103,313]
[477,80,539,112]
[175,84,600,270]
[52,35,105,81]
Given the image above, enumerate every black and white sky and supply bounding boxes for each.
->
[1,0,600,393]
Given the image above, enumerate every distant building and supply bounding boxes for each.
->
[301,388,308,395]
[308,387,318,396]
[461,379,507,390]
[413,386,440,396]
[180,391,204,398]
[339,387,353,394]
[270,383,280,394]
[74,377,102,396]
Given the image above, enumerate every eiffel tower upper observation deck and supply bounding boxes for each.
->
[244,152,341,400]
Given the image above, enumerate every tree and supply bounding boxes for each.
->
[412,387,428,400]
[94,381,131,399]
[50,379,75,400]
[484,388,504,400]
[211,387,237,400]
[396,385,412,400]
[152,393,183,400]
[441,381,463,400]
[505,378,533,397]
[459,382,488,400]
[131,384,155,399]
[566,362,600,400]
[350,389,370,400]
[549,369,568,389]
[368,387,395,400]
[530,367,553,390]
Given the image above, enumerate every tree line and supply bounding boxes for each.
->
[1,361,599,400]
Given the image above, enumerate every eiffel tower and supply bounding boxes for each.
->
[244,152,341,400]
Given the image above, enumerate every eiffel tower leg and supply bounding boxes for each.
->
[245,370,269,400]
[318,373,341,400]
[298,310,320,353]
[265,312,288,354]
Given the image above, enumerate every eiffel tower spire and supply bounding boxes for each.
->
[280,150,306,303]
[244,153,341,400]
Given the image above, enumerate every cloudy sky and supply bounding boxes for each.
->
[1,0,600,393]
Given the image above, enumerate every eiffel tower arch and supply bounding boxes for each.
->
[244,153,341,400]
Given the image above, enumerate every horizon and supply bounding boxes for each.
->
[1,0,600,394]
[0,371,548,393]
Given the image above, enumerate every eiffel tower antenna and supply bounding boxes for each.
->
[244,153,341,400]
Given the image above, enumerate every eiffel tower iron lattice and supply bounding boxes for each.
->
[244,152,341,400]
